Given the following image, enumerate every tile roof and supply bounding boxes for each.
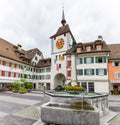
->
[26,48,43,60]
[0,38,43,66]
[0,38,22,62]
[50,24,73,38]
[108,44,120,60]
[65,40,110,55]
[37,58,51,68]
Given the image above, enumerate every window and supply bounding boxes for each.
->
[6,62,9,66]
[96,45,102,50]
[81,82,87,90]
[84,69,94,75]
[88,82,94,92]
[35,56,38,61]
[46,68,51,72]
[16,73,19,78]
[46,75,50,79]
[86,46,91,51]
[115,72,120,78]
[40,75,44,80]
[11,64,14,68]
[114,62,119,66]
[84,57,94,64]
[96,57,106,63]
[77,48,81,53]
[77,69,83,75]
[39,69,45,73]
[76,58,82,65]
[11,72,14,77]
[5,71,8,77]
[96,69,107,75]
[37,52,40,56]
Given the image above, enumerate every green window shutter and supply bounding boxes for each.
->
[103,57,106,63]
[92,69,94,75]
[80,69,83,75]
[96,57,98,63]
[96,69,98,75]
[84,69,86,75]
[104,69,107,75]
[80,58,82,64]
[92,57,94,63]
[84,58,86,64]
[24,74,27,78]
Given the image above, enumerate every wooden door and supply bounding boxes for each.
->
[113,85,118,95]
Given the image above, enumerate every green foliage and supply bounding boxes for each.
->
[19,87,27,92]
[12,81,20,91]
[65,86,84,91]
[24,82,33,90]
[20,78,27,83]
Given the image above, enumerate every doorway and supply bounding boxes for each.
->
[113,85,118,94]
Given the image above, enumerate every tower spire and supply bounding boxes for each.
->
[61,6,66,26]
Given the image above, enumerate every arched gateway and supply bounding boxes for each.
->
[54,73,66,88]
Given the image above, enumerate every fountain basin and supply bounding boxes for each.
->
[41,91,108,125]
[41,102,99,125]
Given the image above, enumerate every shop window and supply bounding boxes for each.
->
[88,82,94,92]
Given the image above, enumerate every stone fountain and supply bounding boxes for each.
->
[40,38,109,125]
[41,91,109,125]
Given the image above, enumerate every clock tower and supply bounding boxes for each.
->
[50,8,73,89]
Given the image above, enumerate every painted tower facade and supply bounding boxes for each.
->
[50,9,73,89]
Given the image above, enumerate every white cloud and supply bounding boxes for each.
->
[0,0,120,57]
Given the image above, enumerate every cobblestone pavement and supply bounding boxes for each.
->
[108,95,120,125]
[0,91,50,125]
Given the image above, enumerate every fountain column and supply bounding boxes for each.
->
[71,37,77,86]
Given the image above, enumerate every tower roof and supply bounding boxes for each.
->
[61,7,66,26]
[50,8,73,39]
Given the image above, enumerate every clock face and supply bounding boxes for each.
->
[56,38,64,49]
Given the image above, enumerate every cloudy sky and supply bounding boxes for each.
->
[0,0,120,57]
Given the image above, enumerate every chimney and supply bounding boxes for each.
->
[98,36,103,41]
[17,44,22,51]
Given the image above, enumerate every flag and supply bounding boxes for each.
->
[56,64,59,71]
[54,58,56,64]
[59,55,63,61]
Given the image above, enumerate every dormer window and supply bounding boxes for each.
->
[96,45,102,50]
[86,46,91,52]
[77,48,81,53]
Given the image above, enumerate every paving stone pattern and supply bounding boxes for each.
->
[0,91,49,125]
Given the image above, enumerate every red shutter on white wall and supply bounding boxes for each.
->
[67,70,71,77]
[1,71,5,76]
[67,61,71,67]
[2,61,6,66]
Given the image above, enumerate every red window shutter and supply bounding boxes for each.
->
[9,63,12,67]
[67,61,71,67]
[2,61,6,66]
[1,71,5,76]
[8,72,11,77]
[67,70,71,77]
[18,73,20,78]
[14,64,17,68]
[14,73,16,78]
